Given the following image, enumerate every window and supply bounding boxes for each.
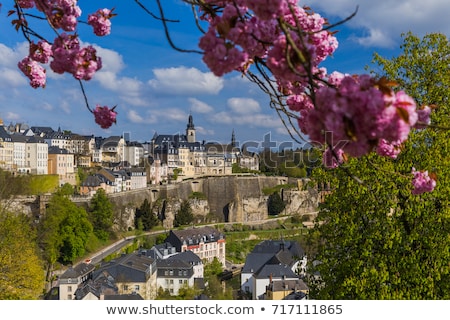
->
[179,280,183,284]
[123,285,128,291]
[67,286,72,292]
[68,294,72,300]
[134,285,140,291]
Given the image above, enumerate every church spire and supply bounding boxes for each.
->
[187,113,195,130]
[231,129,236,147]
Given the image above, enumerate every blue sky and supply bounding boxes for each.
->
[1,0,450,149]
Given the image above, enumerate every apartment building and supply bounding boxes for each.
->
[165,226,226,267]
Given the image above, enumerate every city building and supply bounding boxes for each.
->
[240,240,307,300]
[165,226,226,267]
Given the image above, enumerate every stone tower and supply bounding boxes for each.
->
[186,114,196,143]
[231,129,236,147]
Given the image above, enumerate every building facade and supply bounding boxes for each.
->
[165,226,226,267]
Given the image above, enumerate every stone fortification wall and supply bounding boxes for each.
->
[10,176,319,232]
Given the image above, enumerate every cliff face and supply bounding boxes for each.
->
[11,176,319,231]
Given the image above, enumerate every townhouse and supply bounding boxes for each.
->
[240,239,308,300]
[165,226,226,267]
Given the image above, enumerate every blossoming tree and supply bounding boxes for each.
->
[6,0,437,195]
[310,32,450,299]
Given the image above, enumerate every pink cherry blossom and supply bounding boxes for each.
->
[29,40,52,64]
[88,8,114,36]
[72,46,102,80]
[17,0,35,9]
[323,147,345,169]
[50,33,81,75]
[376,139,402,159]
[93,105,117,129]
[36,0,81,32]
[415,105,432,129]
[18,56,46,88]
[411,167,436,195]
[49,33,102,80]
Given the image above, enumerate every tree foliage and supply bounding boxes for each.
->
[174,200,194,227]
[0,212,45,299]
[89,188,114,241]
[135,198,159,231]
[258,149,318,177]
[267,192,286,215]
[203,258,233,299]
[310,32,450,299]
[0,169,30,201]
[39,193,93,265]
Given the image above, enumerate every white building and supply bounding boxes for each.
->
[26,136,48,175]
[124,142,145,166]
[0,127,14,171]
[165,226,226,267]
[156,259,195,296]
[11,134,28,172]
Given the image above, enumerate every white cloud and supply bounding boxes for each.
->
[157,108,189,122]
[94,45,126,74]
[210,112,233,125]
[148,66,224,95]
[40,102,54,111]
[188,98,214,114]
[0,43,29,87]
[127,109,162,124]
[195,126,215,136]
[210,111,283,130]
[95,71,143,92]
[227,97,261,114]
[0,42,27,66]
[128,108,189,125]
[304,0,450,48]
[5,112,20,121]
[0,67,26,87]
[94,70,146,106]
[128,110,147,124]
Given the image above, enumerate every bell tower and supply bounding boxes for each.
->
[186,113,196,143]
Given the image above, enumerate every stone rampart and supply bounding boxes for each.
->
[10,175,318,231]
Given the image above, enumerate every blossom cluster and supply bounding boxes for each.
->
[411,168,436,195]
[14,1,117,128]
[94,105,117,129]
[16,1,113,86]
[195,0,435,193]
[198,0,337,88]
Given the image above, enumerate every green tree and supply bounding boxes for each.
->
[279,161,307,178]
[204,257,224,277]
[89,188,114,241]
[39,193,93,268]
[310,32,450,299]
[0,169,30,201]
[58,183,74,196]
[174,200,194,227]
[0,212,45,299]
[135,198,159,231]
[202,258,233,299]
[267,192,285,216]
